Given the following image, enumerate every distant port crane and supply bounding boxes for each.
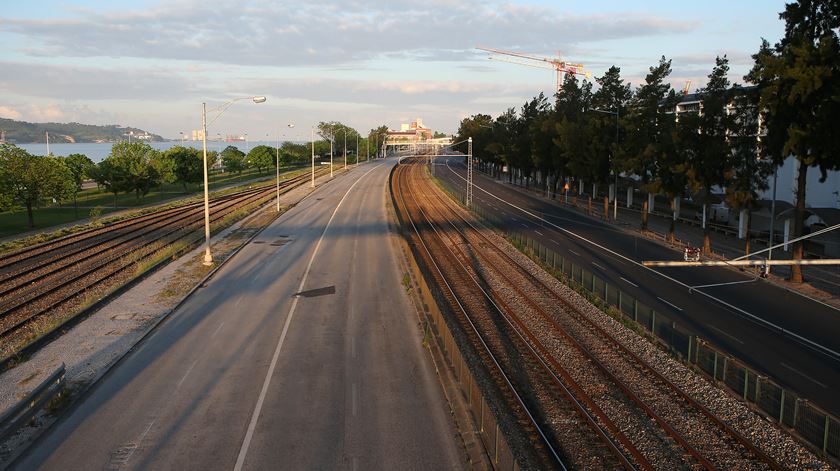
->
[476,45,591,92]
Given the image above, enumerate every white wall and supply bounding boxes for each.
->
[759,157,840,209]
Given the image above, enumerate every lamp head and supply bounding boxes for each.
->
[252,96,267,103]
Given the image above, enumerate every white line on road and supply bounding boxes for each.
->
[657,297,683,312]
[592,262,606,271]
[534,230,544,236]
[234,164,382,471]
[620,277,639,288]
[569,249,581,257]
[235,296,243,307]
[520,223,528,228]
[211,322,225,339]
[706,324,745,345]
[780,362,828,388]
[352,382,358,416]
[351,336,356,358]
[176,360,199,390]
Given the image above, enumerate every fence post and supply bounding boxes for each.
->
[823,416,830,453]
[743,369,749,400]
[713,350,718,380]
[779,389,785,423]
[687,336,694,363]
[633,299,638,322]
[650,310,656,334]
[722,357,728,383]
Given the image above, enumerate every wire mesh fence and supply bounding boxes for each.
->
[434,172,839,461]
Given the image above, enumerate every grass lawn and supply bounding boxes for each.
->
[0,166,301,238]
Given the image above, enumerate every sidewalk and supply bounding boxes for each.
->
[484,172,840,307]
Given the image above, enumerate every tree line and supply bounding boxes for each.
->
[0,120,392,230]
[454,0,839,283]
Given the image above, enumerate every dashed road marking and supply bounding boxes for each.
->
[706,323,745,345]
[569,249,581,257]
[211,322,225,339]
[780,362,828,388]
[534,230,544,236]
[657,297,683,312]
[592,262,606,271]
[176,359,199,390]
[620,277,639,288]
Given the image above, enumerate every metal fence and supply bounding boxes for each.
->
[434,173,840,461]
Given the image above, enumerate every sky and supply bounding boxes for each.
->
[0,0,788,140]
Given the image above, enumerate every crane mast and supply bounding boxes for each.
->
[476,45,590,92]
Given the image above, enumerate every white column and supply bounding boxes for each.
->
[579,179,585,196]
[648,193,655,213]
[738,209,748,239]
[673,197,680,221]
[627,187,633,208]
[592,183,598,198]
[702,204,707,229]
[784,219,791,251]
[609,183,615,203]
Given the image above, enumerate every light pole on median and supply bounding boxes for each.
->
[355,133,359,167]
[330,138,334,178]
[277,123,295,212]
[591,106,620,221]
[201,95,266,266]
[311,126,316,188]
[343,128,348,169]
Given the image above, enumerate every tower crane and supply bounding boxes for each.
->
[476,45,591,92]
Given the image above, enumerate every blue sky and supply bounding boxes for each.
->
[0,0,787,139]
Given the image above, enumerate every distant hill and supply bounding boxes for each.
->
[0,118,163,143]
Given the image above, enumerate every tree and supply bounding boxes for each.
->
[166,146,203,190]
[92,158,126,208]
[454,114,494,177]
[0,144,74,228]
[725,85,772,256]
[592,66,632,209]
[62,153,95,216]
[678,56,735,253]
[554,74,594,195]
[221,145,246,175]
[368,125,389,158]
[103,141,162,201]
[622,56,682,233]
[247,145,275,174]
[746,0,840,282]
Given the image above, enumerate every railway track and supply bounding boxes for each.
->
[392,157,787,470]
[0,169,327,360]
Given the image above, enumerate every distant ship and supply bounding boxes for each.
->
[224,135,246,142]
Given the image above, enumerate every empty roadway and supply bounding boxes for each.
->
[14,158,463,470]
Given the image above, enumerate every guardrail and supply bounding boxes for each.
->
[0,363,65,443]
[436,174,840,463]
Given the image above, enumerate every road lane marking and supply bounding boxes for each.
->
[620,277,639,288]
[234,163,382,471]
[442,158,840,361]
[176,360,199,390]
[211,322,225,339]
[706,324,745,345]
[569,249,581,257]
[352,382,358,416]
[657,297,683,312]
[351,337,356,358]
[780,362,828,388]
[520,223,528,228]
[592,262,606,271]
[235,296,243,307]
[534,230,544,236]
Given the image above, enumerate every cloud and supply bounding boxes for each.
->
[0,0,697,67]
[0,106,22,120]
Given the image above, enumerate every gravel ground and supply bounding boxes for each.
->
[0,175,330,468]
[459,195,834,470]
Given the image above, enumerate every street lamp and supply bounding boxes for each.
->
[201,95,266,266]
[179,131,184,144]
[311,126,316,188]
[342,128,348,169]
[591,106,620,220]
[277,123,295,212]
[355,133,359,167]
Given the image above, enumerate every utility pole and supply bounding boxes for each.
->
[467,137,473,206]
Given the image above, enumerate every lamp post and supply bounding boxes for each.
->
[201,95,266,266]
[355,133,359,167]
[343,129,348,169]
[179,132,184,144]
[591,107,620,220]
[330,138,334,178]
[311,126,316,188]
[277,123,295,212]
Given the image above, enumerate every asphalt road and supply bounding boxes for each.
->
[15,159,463,470]
[437,156,840,417]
